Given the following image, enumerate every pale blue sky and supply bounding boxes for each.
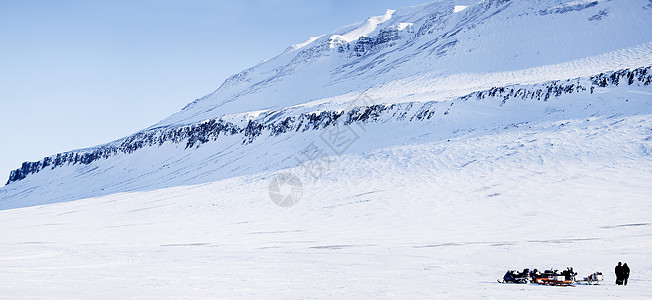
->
[0,0,428,184]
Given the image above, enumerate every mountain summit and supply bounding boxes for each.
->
[155,0,652,127]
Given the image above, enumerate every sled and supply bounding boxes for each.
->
[533,276,573,286]
[575,272,604,285]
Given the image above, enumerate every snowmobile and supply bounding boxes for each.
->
[575,272,604,285]
[532,268,575,286]
[498,269,531,284]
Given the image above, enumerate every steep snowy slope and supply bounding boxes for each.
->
[1,67,650,208]
[155,0,652,127]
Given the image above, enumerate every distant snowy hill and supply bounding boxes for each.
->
[1,1,651,298]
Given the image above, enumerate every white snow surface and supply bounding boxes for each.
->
[453,5,469,13]
[1,0,652,298]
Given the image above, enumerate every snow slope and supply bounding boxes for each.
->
[154,0,652,127]
[0,0,651,298]
[2,67,650,208]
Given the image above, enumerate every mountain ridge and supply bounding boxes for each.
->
[3,66,650,202]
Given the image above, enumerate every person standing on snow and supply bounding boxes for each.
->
[615,262,624,285]
[623,263,630,285]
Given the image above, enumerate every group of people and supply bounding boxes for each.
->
[615,262,630,285]
[503,263,631,286]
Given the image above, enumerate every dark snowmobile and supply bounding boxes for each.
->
[498,269,531,284]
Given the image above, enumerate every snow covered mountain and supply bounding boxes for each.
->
[3,0,651,198]
[1,0,651,298]
[154,0,652,127]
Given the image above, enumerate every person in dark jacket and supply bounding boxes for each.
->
[503,270,515,282]
[562,267,576,281]
[615,262,624,285]
[623,263,630,285]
